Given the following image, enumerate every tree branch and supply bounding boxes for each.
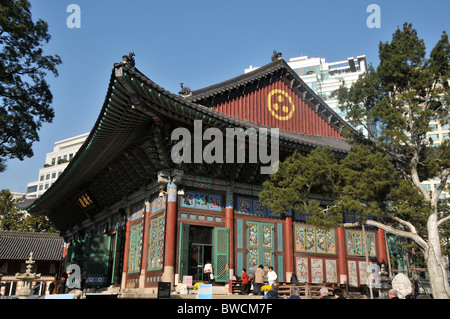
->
[437,214,450,228]
[365,219,428,251]
[341,219,428,251]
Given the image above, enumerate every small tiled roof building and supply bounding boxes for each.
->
[0,231,64,296]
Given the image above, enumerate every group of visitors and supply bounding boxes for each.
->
[237,266,349,299]
[239,265,277,295]
[47,269,88,295]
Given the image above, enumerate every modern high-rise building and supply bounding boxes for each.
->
[246,54,367,119]
[421,121,450,200]
[26,133,89,199]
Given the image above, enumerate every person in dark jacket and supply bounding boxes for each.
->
[332,288,346,299]
[57,272,67,294]
[263,283,284,299]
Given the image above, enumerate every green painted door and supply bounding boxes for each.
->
[86,234,111,285]
[214,227,229,283]
[178,223,190,279]
[246,221,275,272]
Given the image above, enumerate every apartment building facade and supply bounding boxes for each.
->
[26,133,89,199]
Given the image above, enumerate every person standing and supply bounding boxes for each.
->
[252,265,265,295]
[267,266,277,286]
[240,268,250,295]
[80,270,88,291]
[57,272,67,294]
[204,261,214,284]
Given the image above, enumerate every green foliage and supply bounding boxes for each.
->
[260,145,417,230]
[335,23,450,182]
[0,0,62,172]
[335,22,450,260]
[259,147,340,228]
[0,189,56,232]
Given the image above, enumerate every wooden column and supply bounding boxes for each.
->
[284,215,294,280]
[225,190,234,280]
[121,209,131,290]
[336,227,347,285]
[139,198,151,289]
[163,182,177,287]
[376,228,387,266]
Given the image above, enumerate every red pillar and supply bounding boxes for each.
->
[284,215,294,279]
[376,228,387,266]
[336,227,347,285]
[225,190,234,280]
[163,182,177,286]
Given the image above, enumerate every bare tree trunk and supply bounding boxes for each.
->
[426,212,450,299]
[365,217,450,299]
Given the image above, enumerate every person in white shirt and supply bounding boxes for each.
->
[267,266,277,286]
[204,261,213,283]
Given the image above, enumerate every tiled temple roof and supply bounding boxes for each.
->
[0,231,64,261]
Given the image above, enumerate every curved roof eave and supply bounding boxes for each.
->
[28,56,352,215]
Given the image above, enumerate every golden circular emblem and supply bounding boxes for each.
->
[267,89,295,121]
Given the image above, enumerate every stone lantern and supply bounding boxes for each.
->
[15,252,41,299]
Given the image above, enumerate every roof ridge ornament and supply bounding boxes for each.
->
[122,52,136,67]
[271,50,283,61]
[179,82,192,98]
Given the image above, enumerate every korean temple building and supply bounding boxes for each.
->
[26,52,387,294]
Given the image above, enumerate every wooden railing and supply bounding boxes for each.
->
[230,280,346,299]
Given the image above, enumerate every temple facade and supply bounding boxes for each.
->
[27,52,386,294]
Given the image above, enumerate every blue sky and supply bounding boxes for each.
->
[1,0,449,193]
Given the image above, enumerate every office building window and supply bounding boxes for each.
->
[27,185,38,193]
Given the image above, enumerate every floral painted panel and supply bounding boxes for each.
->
[348,261,358,287]
[367,233,377,257]
[311,259,323,283]
[262,225,273,248]
[295,226,305,251]
[346,230,377,257]
[128,223,143,273]
[245,221,275,273]
[306,227,316,252]
[263,250,272,270]
[248,248,259,270]
[353,232,363,255]
[248,224,259,246]
[295,225,336,255]
[296,257,308,283]
[316,229,326,253]
[148,219,158,269]
[325,260,337,283]
[147,216,165,270]
[327,230,336,254]
[156,217,165,268]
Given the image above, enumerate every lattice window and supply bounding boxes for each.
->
[147,216,165,270]
[345,230,377,257]
[295,225,336,254]
[128,223,143,273]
